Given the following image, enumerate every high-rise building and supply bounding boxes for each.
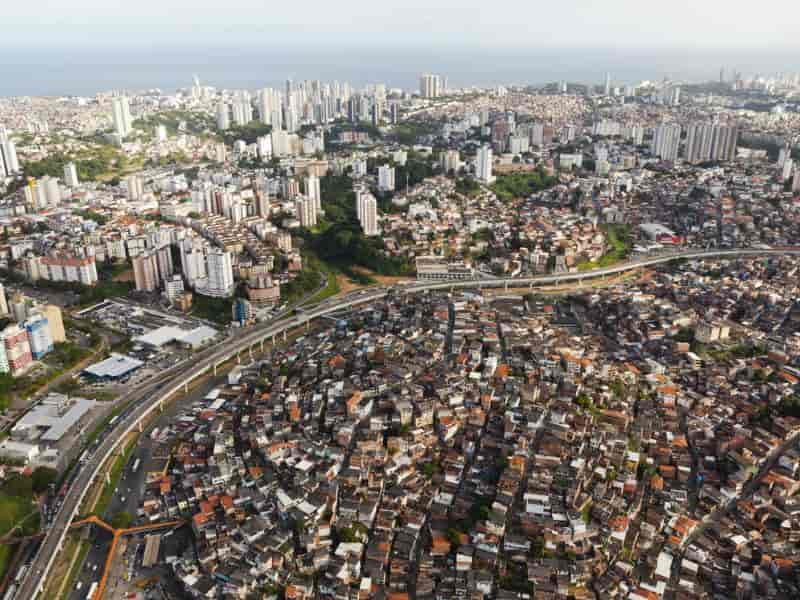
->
[2,324,33,376]
[378,165,395,192]
[684,123,739,163]
[127,175,144,201]
[204,249,235,298]
[216,102,230,131]
[476,145,495,183]
[530,123,545,148]
[63,162,79,187]
[793,168,800,193]
[42,305,65,343]
[111,96,133,138]
[604,73,612,96]
[156,245,174,282]
[420,73,442,99]
[782,159,794,183]
[132,252,159,292]
[164,275,185,303]
[39,176,61,207]
[295,197,318,228]
[0,126,20,176]
[25,316,53,360]
[650,123,682,161]
[305,175,321,212]
[357,192,379,236]
[0,284,7,316]
[156,125,167,142]
[258,88,274,125]
[442,150,460,174]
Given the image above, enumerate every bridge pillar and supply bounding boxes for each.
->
[237,353,241,364]
[184,382,188,393]
[160,399,164,412]
[272,334,276,344]
[138,422,143,433]
[249,346,254,359]
[105,472,111,485]
[305,320,310,331]
[283,330,287,342]
[504,280,508,291]
[213,363,217,376]
[260,340,264,352]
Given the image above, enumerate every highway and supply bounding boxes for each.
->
[16,245,800,600]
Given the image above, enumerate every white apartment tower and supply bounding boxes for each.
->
[111,96,133,138]
[650,123,682,161]
[63,162,79,187]
[476,145,495,183]
[305,175,321,212]
[205,249,235,297]
[377,165,395,192]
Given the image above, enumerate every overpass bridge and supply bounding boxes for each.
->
[16,246,800,600]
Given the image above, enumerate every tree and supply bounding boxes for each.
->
[111,511,133,529]
[31,467,57,494]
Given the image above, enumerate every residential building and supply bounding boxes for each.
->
[476,145,495,183]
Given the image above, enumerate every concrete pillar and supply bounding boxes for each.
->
[283,330,287,341]
[260,340,264,352]
[272,334,276,344]
[105,472,111,485]
[160,399,164,412]
[213,363,217,376]
[237,353,241,364]
[305,320,310,331]
[138,422,143,433]
[504,280,508,291]
[184,382,188,393]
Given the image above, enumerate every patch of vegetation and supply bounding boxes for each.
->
[577,224,633,271]
[221,121,273,145]
[455,177,480,197]
[191,294,234,325]
[389,120,440,145]
[297,174,413,276]
[133,110,216,138]
[490,168,558,201]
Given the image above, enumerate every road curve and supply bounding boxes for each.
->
[17,246,800,600]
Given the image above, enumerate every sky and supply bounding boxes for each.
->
[3,0,800,49]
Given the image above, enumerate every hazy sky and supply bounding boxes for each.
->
[4,0,800,48]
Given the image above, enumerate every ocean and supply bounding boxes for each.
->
[1,44,797,97]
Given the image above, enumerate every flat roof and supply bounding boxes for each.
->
[14,395,97,442]
[134,325,218,349]
[84,353,144,379]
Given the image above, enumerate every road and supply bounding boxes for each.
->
[16,245,800,600]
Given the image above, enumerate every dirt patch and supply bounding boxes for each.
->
[112,270,135,283]
[351,266,412,286]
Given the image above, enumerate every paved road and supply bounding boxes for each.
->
[17,246,800,600]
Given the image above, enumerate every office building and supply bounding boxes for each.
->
[650,123,682,161]
[530,123,545,148]
[63,163,79,187]
[111,96,133,138]
[0,284,7,316]
[378,165,395,192]
[476,145,495,183]
[133,252,159,292]
[782,159,794,183]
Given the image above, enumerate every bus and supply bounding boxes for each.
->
[108,415,119,426]
[131,458,141,474]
